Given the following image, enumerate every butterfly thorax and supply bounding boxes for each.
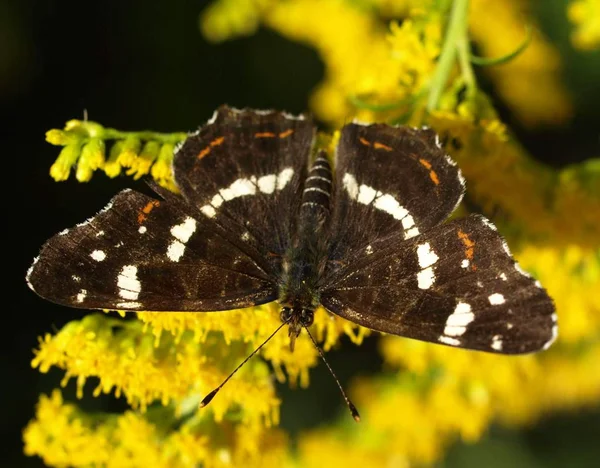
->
[278,152,332,350]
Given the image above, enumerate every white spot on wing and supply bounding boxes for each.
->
[417,267,435,289]
[72,275,81,282]
[201,205,216,218]
[138,226,147,234]
[499,272,507,281]
[401,215,414,229]
[241,231,250,241]
[491,335,503,351]
[405,227,420,239]
[374,194,408,220]
[171,217,197,243]
[200,168,294,218]
[444,302,474,337]
[276,168,294,190]
[96,230,104,237]
[258,174,277,194]
[59,228,69,236]
[117,301,142,309]
[488,293,505,305]
[90,250,106,262]
[76,289,87,303]
[167,240,186,262]
[417,242,438,268]
[365,245,373,255]
[461,259,470,269]
[228,178,256,198]
[343,173,359,199]
[357,185,378,205]
[118,265,141,300]
[210,193,224,208]
[439,336,461,346]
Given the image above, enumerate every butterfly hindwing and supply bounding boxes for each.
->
[320,214,557,354]
[27,189,277,311]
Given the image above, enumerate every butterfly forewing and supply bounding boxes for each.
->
[326,123,465,271]
[321,214,557,354]
[27,189,277,311]
[174,106,314,265]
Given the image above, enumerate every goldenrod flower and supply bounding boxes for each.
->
[23,390,289,467]
[469,0,572,127]
[568,0,600,49]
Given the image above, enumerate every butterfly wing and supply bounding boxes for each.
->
[321,123,556,354]
[27,107,315,312]
[326,123,465,266]
[27,189,277,311]
[174,106,314,265]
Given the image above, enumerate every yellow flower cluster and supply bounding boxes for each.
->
[23,390,289,467]
[26,307,366,465]
[428,111,600,247]
[469,0,572,127]
[201,0,572,128]
[568,0,600,50]
[47,119,184,190]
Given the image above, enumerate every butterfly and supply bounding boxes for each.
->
[27,106,557,359]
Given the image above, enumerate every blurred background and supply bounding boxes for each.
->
[3,0,599,466]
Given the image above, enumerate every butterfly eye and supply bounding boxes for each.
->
[299,309,314,327]
[280,307,293,323]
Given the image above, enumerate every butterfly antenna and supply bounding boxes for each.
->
[200,319,289,409]
[304,326,361,422]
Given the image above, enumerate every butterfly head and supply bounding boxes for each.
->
[280,306,314,352]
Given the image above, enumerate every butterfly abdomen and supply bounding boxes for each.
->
[278,154,333,310]
[300,151,332,222]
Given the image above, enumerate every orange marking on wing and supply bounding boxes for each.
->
[429,170,440,185]
[279,129,294,138]
[359,137,371,146]
[419,158,432,170]
[138,200,160,224]
[255,132,276,138]
[197,147,211,159]
[197,136,225,160]
[373,142,393,151]
[212,136,225,146]
[457,229,475,260]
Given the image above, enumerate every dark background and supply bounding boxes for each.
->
[3,0,599,466]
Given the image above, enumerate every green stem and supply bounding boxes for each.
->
[457,34,477,99]
[426,0,470,111]
[470,25,532,66]
[103,128,188,144]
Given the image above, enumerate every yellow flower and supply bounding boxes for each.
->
[469,0,573,127]
[427,111,600,247]
[568,0,600,50]
[24,390,289,467]
[200,0,275,42]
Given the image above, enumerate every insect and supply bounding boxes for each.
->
[27,106,557,418]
